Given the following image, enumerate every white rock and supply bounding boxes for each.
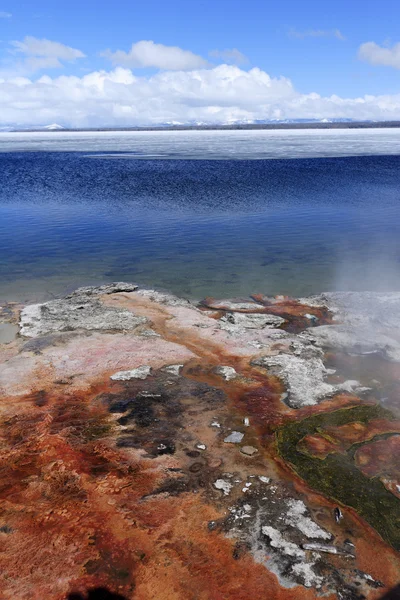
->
[253,345,335,408]
[19,304,42,338]
[162,364,183,376]
[337,379,370,394]
[215,366,237,381]
[110,365,152,381]
[291,562,323,588]
[261,526,305,559]
[214,479,233,496]
[211,300,264,311]
[259,476,271,484]
[284,499,331,540]
[242,482,253,492]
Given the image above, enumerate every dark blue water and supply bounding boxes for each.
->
[1,151,400,302]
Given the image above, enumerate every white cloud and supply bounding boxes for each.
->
[289,28,345,41]
[0,11,11,18]
[12,36,85,60]
[209,48,248,65]
[1,64,400,128]
[7,36,85,73]
[358,41,400,69]
[102,40,208,70]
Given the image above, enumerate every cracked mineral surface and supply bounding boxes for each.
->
[0,283,400,599]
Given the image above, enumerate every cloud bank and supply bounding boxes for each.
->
[2,64,400,128]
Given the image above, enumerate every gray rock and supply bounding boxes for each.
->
[302,543,354,557]
[240,445,258,456]
[136,289,195,308]
[20,292,147,338]
[138,329,161,338]
[220,312,285,331]
[66,282,138,298]
[22,332,74,353]
[224,431,244,443]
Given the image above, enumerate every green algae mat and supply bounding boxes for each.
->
[277,404,400,550]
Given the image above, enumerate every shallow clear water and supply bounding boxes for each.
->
[1,130,400,303]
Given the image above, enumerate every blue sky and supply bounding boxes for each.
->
[1,0,400,126]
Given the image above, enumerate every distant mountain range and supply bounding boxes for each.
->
[3,118,400,132]
[0,123,66,132]
[43,123,65,131]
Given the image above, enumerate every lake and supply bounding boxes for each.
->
[1,128,400,302]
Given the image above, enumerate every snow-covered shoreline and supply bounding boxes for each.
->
[1,126,400,158]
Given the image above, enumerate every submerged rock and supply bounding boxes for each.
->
[0,323,18,344]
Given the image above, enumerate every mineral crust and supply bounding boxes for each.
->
[0,284,399,599]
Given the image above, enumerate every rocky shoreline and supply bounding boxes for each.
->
[1,283,400,599]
